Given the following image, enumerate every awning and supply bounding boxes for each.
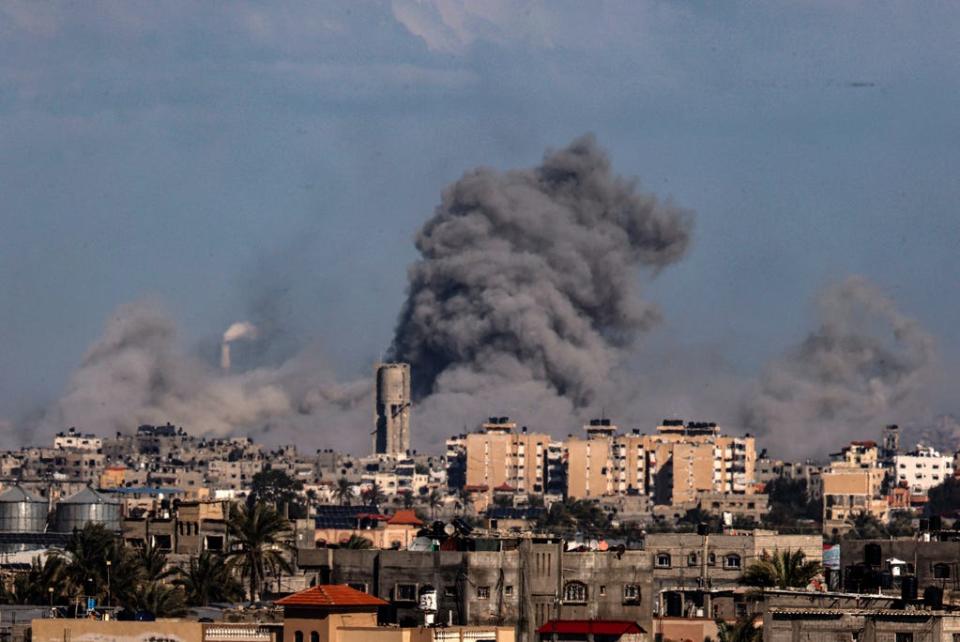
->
[537,620,646,636]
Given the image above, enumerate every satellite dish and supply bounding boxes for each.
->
[443,523,456,536]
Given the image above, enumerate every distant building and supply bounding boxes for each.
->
[822,440,889,533]
[564,419,757,505]
[464,418,551,512]
[895,444,954,494]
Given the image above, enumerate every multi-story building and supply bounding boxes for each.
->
[53,427,102,452]
[894,444,954,494]
[564,419,756,507]
[822,440,888,533]
[464,418,550,511]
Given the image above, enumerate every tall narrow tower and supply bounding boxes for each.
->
[373,362,411,456]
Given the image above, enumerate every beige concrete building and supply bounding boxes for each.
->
[464,418,550,511]
[565,420,757,506]
[822,441,888,534]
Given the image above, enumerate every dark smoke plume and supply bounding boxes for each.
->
[743,276,936,459]
[389,134,693,407]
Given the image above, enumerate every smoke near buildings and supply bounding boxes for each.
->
[27,137,947,459]
[388,134,693,406]
[39,302,370,448]
[742,276,937,458]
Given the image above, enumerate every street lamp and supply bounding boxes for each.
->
[48,586,53,607]
[106,560,112,608]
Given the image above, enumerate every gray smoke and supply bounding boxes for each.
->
[39,301,370,449]
[743,276,936,459]
[389,134,693,408]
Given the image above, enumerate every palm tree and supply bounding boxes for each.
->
[339,534,374,549]
[716,617,762,642]
[226,501,293,601]
[174,551,244,607]
[364,482,385,508]
[428,489,444,519]
[334,478,353,506]
[133,581,188,617]
[741,550,823,589]
[136,543,174,582]
[0,555,68,604]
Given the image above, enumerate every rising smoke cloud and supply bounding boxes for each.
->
[742,276,937,459]
[39,301,370,448]
[389,134,693,413]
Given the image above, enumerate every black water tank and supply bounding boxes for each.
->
[902,575,918,602]
[924,585,944,609]
[879,570,893,589]
[930,515,942,531]
[865,543,882,566]
[697,522,710,536]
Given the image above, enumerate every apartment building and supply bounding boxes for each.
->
[464,418,550,512]
[822,441,888,533]
[564,419,756,506]
[894,444,954,494]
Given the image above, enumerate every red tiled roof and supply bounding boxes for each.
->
[494,482,515,492]
[537,620,646,636]
[387,509,424,526]
[275,584,387,608]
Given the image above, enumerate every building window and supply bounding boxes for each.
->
[934,563,951,579]
[724,554,742,570]
[395,583,417,602]
[708,552,716,566]
[505,585,514,597]
[655,553,672,568]
[444,586,457,598]
[895,634,913,642]
[563,581,588,603]
[310,633,319,642]
[599,585,606,596]
[476,586,490,600]
[687,552,698,566]
[295,633,303,642]
[623,584,641,604]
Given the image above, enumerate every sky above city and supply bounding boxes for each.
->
[1,2,959,457]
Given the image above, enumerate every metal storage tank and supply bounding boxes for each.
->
[0,486,49,553]
[54,487,120,533]
[0,486,47,533]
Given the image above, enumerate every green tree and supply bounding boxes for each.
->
[226,501,293,601]
[250,468,306,517]
[844,513,889,540]
[716,618,762,642]
[428,489,444,519]
[339,535,373,549]
[763,478,821,529]
[132,581,188,617]
[927,477,960,516]
[363,482,386,508]
[174,551,244,607]
[741,550,822,589]
[0,555,68,605]
[334,478,354,506]
[136,543,174,582]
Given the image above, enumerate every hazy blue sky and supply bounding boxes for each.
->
[2,2,959,441]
